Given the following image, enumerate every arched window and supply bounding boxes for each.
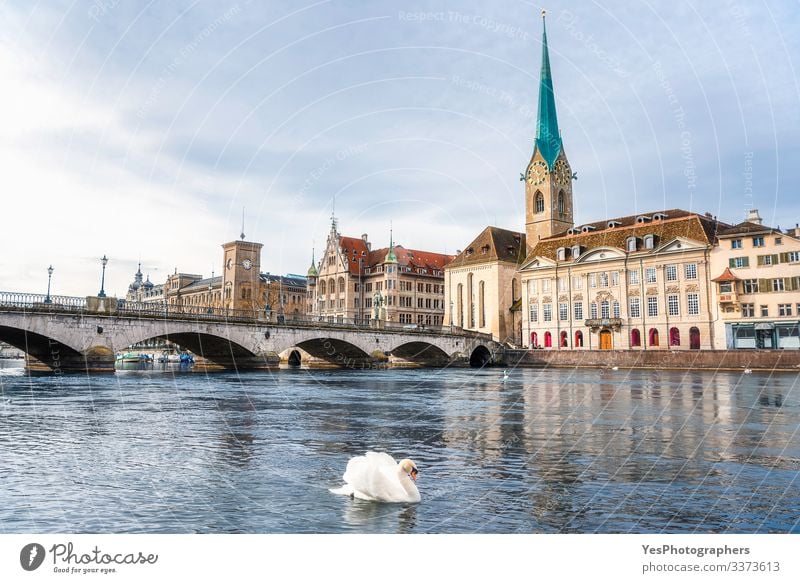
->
[544,331,552,348]
[319,280,326,295]
[626,237,637,252]
[478,281,486,328]
[601,300,610,319]
[631,328,641,347]
[669,327,681,346]
[558,190,565,216]
[531,331,538,348]
[457,283,464,327]
[560,330,568,347]
[467,273,475,328]
[337,277,345,295]
[575,330,584,347]
[649,328,660,347]
[535,191,544,214]
[690,327,701,349]
[328,278,336,294]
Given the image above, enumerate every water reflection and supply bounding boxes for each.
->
[0,366,798,533]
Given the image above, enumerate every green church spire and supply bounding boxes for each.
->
[535,10,562,168]
[384,226,397,264]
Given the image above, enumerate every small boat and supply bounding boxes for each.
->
[116,353,153,364]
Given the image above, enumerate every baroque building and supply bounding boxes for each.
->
[710,209,800,349]
[306,219,452,326]
[520,210,725,351]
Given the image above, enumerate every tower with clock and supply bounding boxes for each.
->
[524,11,574,252]
[221,235,263,311]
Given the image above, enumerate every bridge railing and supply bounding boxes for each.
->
[0,292,493,341]
[0,291,86,310]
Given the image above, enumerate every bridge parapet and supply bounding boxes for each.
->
[0,291,501,372]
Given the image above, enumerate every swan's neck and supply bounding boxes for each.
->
[397,467,418,496]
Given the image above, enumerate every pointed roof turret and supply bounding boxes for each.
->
[534,10,562,168]
[384,227,397,263]
[307,248,319,278]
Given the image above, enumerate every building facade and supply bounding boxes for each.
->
[443,227,526,345]
[710,210,800,349]
[307,219,452,326]
[520,210,724,351]
[125,238,306,319]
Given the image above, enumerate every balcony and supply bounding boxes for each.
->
[585,318,623,330]
[717,290,739,305]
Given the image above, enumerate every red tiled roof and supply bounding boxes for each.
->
[711,267,741,282]
[338,236,453,275]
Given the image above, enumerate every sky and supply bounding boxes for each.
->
[1,0,798,297]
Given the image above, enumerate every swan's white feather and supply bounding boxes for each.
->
[330,451,420,503]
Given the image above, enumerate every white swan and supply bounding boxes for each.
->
[330,452,420,503]
[743,368,752,374]
[502,369,509,381]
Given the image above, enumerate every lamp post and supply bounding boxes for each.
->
[44,265,54,304]
[98,255,108,298]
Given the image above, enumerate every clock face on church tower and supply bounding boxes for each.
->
[527,160,548,186]
[553,159,571,185]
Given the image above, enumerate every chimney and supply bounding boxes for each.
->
[746,208,763,225]
[361,233,371,251]
[704,212,712,218]
[791,223,800,238]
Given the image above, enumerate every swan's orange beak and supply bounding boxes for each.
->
[410,468,418,482]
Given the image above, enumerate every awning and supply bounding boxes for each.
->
[754,323,774,330]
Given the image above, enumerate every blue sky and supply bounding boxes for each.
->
[1,0,798,296]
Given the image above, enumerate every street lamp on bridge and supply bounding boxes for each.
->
[44,265,54,304]
[98,255,108,298]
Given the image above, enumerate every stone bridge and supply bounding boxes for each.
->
[0,294,502,373]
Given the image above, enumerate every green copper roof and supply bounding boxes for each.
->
[384,230,397,264]
[307,249,318,277]
[535,14,562,169]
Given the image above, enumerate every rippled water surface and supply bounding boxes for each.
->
[1,360,798,533]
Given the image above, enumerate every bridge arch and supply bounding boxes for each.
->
[293,337,372,368]
[0,325,99,372]
[389,341,450,366]
[122,329,261,369]
[469,345,493,368]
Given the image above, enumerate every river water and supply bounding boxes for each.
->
[0,360,797,533]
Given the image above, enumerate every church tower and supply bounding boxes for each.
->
[524,11,574,252]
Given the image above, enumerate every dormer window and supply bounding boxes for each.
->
[607,220,622,229]
[481,245,490,254]
[567,228,577,236]
[652,212,668,220]
[644,234,656,249]
[580,225,596,234]
[626,236,638,252]
[636,215,651,223]
[571,245,582,259]
[556,247,566,261]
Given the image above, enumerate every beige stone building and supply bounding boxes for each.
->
[307,219,452,326]
[443,227,526,345]
[125,237,307,320]
[520,210,725,351]
[710,210,800,349]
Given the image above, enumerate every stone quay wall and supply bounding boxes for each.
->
[505,349,800,372]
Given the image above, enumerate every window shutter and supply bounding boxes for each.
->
[757,255,765,266]
[785,277,794,291]
[773,254,780,265]
[758,278,770,292]
[780,252,789,263]
[729,258,735,268]
[742,257,750,267]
